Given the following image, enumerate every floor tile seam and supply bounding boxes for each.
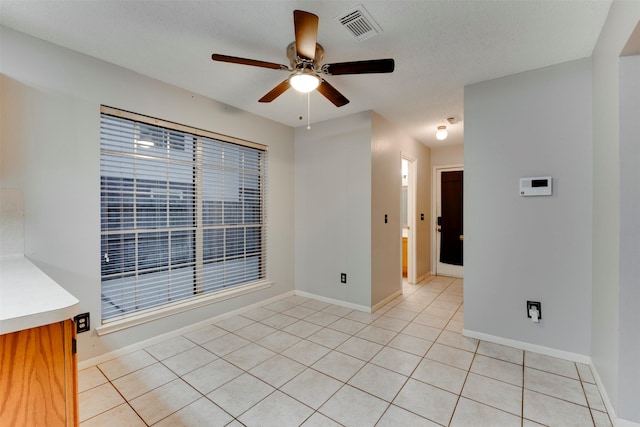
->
[433,337,479,355]
[580,381,608,411]
[332,341,386,364]
[455,395,525,424]
[522,386,592,409]
[155,348,220,380]
[394,400,451,426]
[445,348,477,426]
[474,350,525,367]
[459,388,524,418]
[94,348,160,381]
[98,370,198,427]
[272,374,350,423]
[523,365,584,382]
[77,381,128,425]
[391,391,452,427]
[345,362,411,404]
[110,367,180,402]
[521,357,526,427]
[406,371,467,400]
[475,351,524,366]
[367,356,419,378]
[215,387,287,424]
[203,332,255,357]
[314,383,393,424]
[467,368,524,389]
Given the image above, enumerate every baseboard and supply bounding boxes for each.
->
[462,328,640,426]
[294,290,372,313]
[589,365,640,427]
[371,290,403,313]
[78,290,295,370]
[588,362,618,426]
[416,272,432,284]
[462,328,591,364]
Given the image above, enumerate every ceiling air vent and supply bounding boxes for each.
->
[336,5,381,42]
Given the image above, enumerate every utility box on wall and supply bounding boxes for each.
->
[520,176,552,197]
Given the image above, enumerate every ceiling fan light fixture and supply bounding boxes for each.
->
[290,71,320,93]
[436,125,448,140]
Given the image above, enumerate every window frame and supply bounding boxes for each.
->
[98,106,269,333]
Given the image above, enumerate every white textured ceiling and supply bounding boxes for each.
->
[0,0,611,147]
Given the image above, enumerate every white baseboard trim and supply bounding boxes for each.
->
[462,328,591,364]
[416,272,432,284]
[589,364,640,427]
[371,290,403,313]
[462,328,640,426]
[588,362,619,426]
[78,290,295,370]
[294,290,372,313]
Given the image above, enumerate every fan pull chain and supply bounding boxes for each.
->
[307,92,311,130]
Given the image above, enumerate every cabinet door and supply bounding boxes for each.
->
[0,319,78,426]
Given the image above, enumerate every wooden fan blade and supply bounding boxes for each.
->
[316,80,350,107]
[258,79,291,103]
[294,10,319,61]
[323,59,395,75]
[212,53,288,70]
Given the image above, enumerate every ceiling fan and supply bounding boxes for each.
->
[212,9,395,107]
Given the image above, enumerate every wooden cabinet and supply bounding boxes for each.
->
[0,319,78,426]
[402,237,408,277]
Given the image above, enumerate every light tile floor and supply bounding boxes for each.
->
[79,276,612,427]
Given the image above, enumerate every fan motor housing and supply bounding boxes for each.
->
[287,42,324,68]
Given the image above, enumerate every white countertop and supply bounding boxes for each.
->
[0,255,79,335]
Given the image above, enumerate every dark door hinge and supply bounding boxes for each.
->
[72,338,77,355]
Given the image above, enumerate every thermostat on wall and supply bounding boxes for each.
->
[520,176,552,196]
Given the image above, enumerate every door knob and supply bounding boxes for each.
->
[459,235,464,241]
[437,227,441,232]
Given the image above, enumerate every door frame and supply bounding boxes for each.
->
[432,164,464,277]
[402,154,417,285]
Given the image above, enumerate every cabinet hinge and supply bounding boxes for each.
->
[72,338,77,355]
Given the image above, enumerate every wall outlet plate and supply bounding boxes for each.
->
[74,312,91,333]
[340,273,347,284]
[526,301,541,319]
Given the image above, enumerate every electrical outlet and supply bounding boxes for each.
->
[526,301,541,320]
[340,273,347,284]
[74,312,90,333]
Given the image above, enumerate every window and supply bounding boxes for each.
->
[100,106,267,323]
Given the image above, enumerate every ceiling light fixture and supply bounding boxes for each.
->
[289,71,320,93]
[436,125,448,140]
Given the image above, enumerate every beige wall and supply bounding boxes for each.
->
[431,144,464,168]
[371,112,431,307]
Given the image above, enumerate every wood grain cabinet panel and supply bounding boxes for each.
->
[402,237,408,277]
[0,319,78,426]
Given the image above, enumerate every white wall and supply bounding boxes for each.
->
[618,53,640,424]
[590,2,640,421]
[294,112,373,309]
[0,27,295,361]
[371,112,431,306]
[464,59,593,356]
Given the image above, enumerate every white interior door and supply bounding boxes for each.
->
[435,166,464,278]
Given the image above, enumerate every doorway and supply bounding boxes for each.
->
[402,156,416,284]
[434,166,464,277]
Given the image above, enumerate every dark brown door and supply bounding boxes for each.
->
[440,171,463,266]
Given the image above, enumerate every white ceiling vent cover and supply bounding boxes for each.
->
[336,5,382,42]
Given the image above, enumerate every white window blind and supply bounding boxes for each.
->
[100,106,267,322]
